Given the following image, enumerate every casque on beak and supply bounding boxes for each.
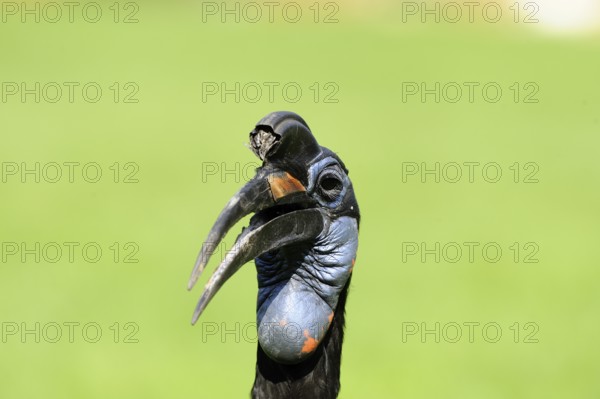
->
[187,166,326,325]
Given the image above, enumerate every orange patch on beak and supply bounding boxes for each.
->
[301,330,319,354]
[350,258,356,273]
[268,171,306,200]
[328,312,334,323]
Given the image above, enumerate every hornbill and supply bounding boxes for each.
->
[188,111,360,398]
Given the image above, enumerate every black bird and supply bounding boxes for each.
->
[188,111,360,398]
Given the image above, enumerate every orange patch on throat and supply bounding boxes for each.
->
[268,172,305,200]
[301,330,319,353]
[328,312,334,323]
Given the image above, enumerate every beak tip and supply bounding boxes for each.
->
[188,264,203,291]
[191,311,201,325]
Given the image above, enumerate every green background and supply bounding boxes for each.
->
[1,1,599,398]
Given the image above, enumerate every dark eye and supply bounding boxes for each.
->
[318,172,343,201]
[309,161,347,207]
[320,176,342,191]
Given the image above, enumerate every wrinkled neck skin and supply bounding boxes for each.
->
[251,216,358,399]
[251,278,351,399]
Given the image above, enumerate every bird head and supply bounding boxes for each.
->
[188,111,359,364]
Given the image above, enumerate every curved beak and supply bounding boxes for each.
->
[188,168,325,325]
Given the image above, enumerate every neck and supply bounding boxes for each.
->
[251,278,351,399]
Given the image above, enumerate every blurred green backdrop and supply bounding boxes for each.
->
[1,0,599,398]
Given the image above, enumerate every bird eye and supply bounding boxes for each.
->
[320,176,342,192]
[309,161,348,207]
[318,172,343,201]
